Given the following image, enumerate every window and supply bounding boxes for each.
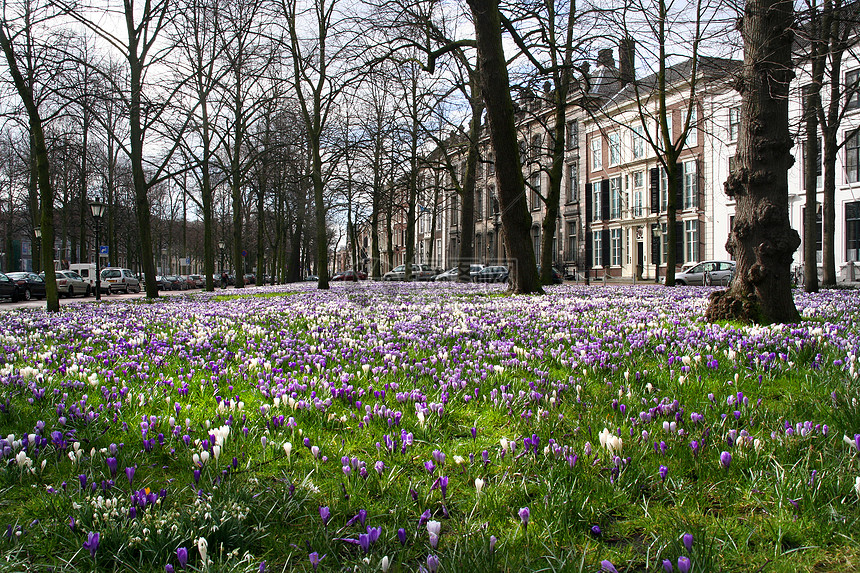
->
[686,106,698,147]
[476,155,483,179]
[847,202,860,261]
[802,206,823,264]
[847,70,860,110]
[592,231,602,267]
[488,154,495,176]
[847,131,860,183]
[532,226,541,258]
[592,184,602,221]
[566,163,578,202]
[519,140,527,165]
[661,222,668,264]
[608,131,621,165]
[660,168,668,212]
[450,194,458,226]
[728,156,736,180]
[632,171,644,216]
[531,134,543,161]
[591,135,602,170]
[611,228,622,266]
[683,160,698,210]
[802,139,822,189]
[476,188,484,219]
[567,120,579,149]
[567,221,577,260]
[632,125,645,159]
[531,173,541,210]
[684,220,699,263]
[610,177,622,219]
[729,107,740,141]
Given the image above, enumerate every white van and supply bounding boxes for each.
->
[69,264,98,288]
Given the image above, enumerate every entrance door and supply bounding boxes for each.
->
[637,241,644,279]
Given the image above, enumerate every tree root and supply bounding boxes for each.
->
[705,288,760,324]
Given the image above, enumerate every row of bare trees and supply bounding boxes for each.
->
[0,0,853,322]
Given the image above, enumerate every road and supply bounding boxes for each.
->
[0,287,209,311]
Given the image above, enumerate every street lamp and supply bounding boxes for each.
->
[90,197,106,300]
[218,240,225,273]
[652,223,661,284]
[33,227,41,273]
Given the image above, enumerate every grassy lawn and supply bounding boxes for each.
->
[0,282,858,572]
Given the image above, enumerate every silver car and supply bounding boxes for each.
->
[675,260,735,286]
[434,265,484,281]
[55,270,91,297]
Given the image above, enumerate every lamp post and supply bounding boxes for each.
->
[652,223,661,284]
[33,227,41,273]
[90,197,106,300]
[218,240,225,274]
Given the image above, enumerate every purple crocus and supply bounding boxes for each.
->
[397,528,407,545]
[309,552,323,571]
[518,507,530,530]
[426,554,440,573]
[719,451,732,469]
[682,533,693,551]
[105,457,118,478]
[358,533,370,553]
[489,535,497,553]
[677,556,691,573]
[319,506,331,526]
[177,547,188,569]
[663,559,673,572]
[83,531,100,558]
[600,560,619,573]
[659,465,669,482]
[591,525,601,536]
[125,466,135,486]
[165,565,175,573]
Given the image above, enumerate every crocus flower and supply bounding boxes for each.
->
[83,531,100,558]
[358,533,370,553]
[683,533,693,551]
[678,556,691,573]
[659,465,669,482]
[309,552,323,571]
[380,556,390,572]
[719,451,731,469]
[197,537,208,564]
[427,520,441,548]
[591,525,601,536]
[165,566,174,573]
[105,457,118,478]
[601,560,619,573]
[177,547,188,569]
[518,507,530,530]
[397,528,407,546]
[125,466,135,486]
[475,477,485,494]
[426,554,440,573]
[319,506,331,526]
[663,559,673,572]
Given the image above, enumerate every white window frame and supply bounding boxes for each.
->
[632,125,645,159]
[683,160,697,210]
[611,228,622,266]
[610,177,622,219]
[591,135,602,171]
[608,131,621,165]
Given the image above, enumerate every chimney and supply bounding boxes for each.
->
[597,48,615,69]
[619,38,635,86]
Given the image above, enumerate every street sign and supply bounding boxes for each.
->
[241,250,247,257]
[185,257,191,265]
[99,246,109,256]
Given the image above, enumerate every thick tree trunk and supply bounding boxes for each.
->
[821,135,837,286]
[804,86,821,293]
[466,0,542,294]
[706,0,799,324]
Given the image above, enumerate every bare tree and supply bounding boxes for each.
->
[706,0,800,323]
[465,0,543,293]
[0,0,61,310]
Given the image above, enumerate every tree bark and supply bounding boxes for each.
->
[466,0,542,294]
[706,0,800,324]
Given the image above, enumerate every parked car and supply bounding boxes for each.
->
[331,269,368,282]
[100,268,141,294]
[243,274,255,285]
[68,263,98,289]
[180,275,199,289]
[673,260,735,286]
[6,272,47,300]
[0,272,20,301]
[434,265,484,282]
[161,275,185,290]
[537,266,564,285]
[304,275,319,282]
[52,270,91,297]
[383,264,436,281]
[473,266,509,283]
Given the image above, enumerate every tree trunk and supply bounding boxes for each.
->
[706,0,799,324]
[804,85,821,293]
[466,0,542,294]
[458,96,483,282]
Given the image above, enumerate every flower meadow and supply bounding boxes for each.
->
[1,283,859,572]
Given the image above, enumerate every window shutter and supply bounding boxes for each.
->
[651,223,660,262]
[696,219,703,262]
[650,168,660,214]
[675,163,684,211]
[585,182,593,222]
[676,220,684,264]
[601,229,610,267]
[697,159,704,211]
[601,179,610,220]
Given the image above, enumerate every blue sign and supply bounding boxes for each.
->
[99,246,109,255]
